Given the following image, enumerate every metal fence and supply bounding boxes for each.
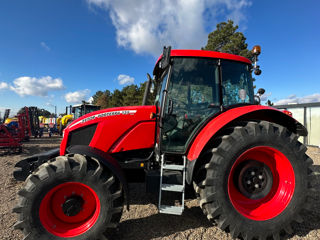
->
[274,102,320,147]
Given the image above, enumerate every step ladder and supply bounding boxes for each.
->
[158,154,186,215]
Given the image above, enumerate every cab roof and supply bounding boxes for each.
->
[156,49,251,65]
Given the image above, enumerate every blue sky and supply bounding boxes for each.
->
[0,0,319,116]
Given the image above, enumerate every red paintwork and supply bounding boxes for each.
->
[60,105,156,155]
[39,182,100,237]
[0,107,31,149]
[187,105,293,161]
[156,49,251,65]
[110,121,155,152]
[228,146,295,220]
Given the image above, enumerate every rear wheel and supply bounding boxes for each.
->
[197,121,313,240]
[13,154,123,240]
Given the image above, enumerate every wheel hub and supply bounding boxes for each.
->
[39,182,100,237]
[62,195,84,217]
[235,160,273,200]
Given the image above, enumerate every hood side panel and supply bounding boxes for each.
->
[61,106,156,155]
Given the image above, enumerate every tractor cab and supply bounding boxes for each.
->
[72,102,101,119]
[152,48,255,153]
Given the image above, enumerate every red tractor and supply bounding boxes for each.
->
[13,47,313,240]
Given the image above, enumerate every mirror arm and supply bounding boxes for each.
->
[142,73,152,105]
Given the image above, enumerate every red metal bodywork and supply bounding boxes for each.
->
[60,106,156,155]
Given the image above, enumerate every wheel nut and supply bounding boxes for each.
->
[247,180,251,184]
[258,175,263,179]
[254,184,259,188]
[251,171,255,176]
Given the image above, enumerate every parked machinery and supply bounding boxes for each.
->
[57,102,100,135]
[0,107,32,152]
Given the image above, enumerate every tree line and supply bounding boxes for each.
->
[91,81,155,108]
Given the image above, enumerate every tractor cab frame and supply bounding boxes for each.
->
[152,48,255,155]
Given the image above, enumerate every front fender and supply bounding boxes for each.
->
[67,145,130,210]
[13,148,60,181]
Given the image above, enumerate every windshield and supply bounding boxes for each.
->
[221,60,254,106]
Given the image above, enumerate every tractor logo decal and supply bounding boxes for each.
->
[70,110,137,128]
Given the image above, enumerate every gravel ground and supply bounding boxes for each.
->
[0,136,319,240]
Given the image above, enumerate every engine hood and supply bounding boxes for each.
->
[60,105,156,155]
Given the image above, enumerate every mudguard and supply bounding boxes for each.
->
[13,148,60,181]
[185,105,307,185]
[66,145,130,210]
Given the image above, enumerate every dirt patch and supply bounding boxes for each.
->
[1,137,319,240]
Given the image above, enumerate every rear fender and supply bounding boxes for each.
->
[67,145,130,210]
[185,106,307,184]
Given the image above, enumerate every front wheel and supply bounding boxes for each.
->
[198,121,313,240]
[13,154,123,240]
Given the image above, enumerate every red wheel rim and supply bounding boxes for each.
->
[39,182,100,237]
[228,146,295,221]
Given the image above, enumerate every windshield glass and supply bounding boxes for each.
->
[221,60,254,106]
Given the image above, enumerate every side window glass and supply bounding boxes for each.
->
[222,61,254,106]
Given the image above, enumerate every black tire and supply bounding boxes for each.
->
[13,154,124,240]
[196,121,314,240]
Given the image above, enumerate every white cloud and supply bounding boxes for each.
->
[0,82,8,90]
[65,89,91,103]
[274,93,320,105]
[40,41,51,51]
[88,96,94,103]
[260,92,272,102]
[87,0,251,56]
[10,76,64,97]
[117,74,134,85]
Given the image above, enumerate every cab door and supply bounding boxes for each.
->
[158,57,221,154]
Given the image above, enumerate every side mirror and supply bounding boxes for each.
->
[254,88,265,105]
[160,46,171,69]
[257,88,265,95]
[142,73,152,105]
[254,68,262,75]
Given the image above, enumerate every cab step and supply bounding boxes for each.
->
[161,184,184,192]
[159,205,184,215]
